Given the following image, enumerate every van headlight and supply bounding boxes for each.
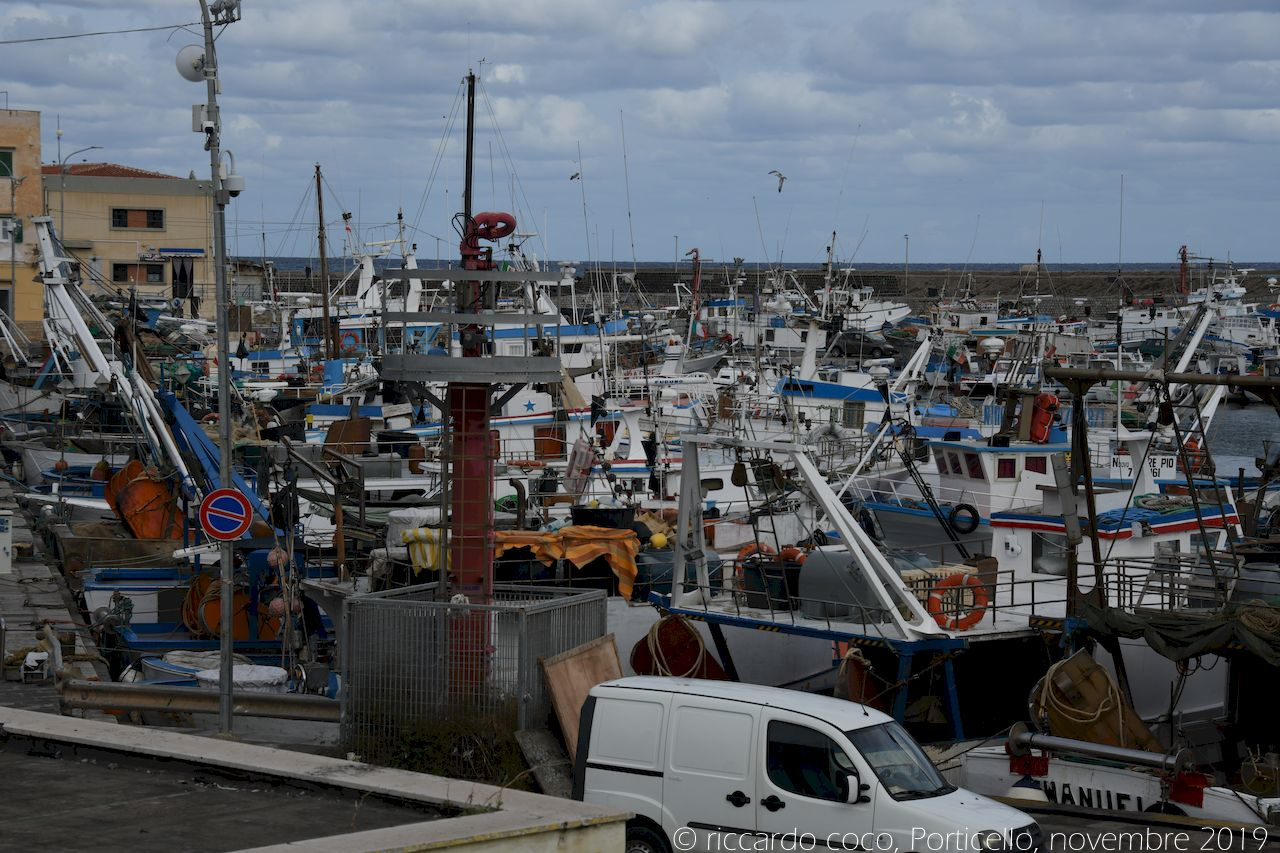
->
[974,830,1006,851]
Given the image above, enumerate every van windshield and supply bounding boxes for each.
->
[845,722,955,801]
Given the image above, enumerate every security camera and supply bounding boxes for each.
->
[223,174,245,197]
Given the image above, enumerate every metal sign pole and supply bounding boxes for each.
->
[195,0,240,735]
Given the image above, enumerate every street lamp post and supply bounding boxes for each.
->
[180,0,242,735]
[903,233,910,291]
[59,144,103,239]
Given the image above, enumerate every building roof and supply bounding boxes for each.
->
[40,162,182,179]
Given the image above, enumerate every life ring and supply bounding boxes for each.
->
[507,459,545,470]
[201,412,219,423]
[737,543,776,563]
[339,331,360,351]
[778,546,807,564]
[926,572,989,631]
[947,503,980,535]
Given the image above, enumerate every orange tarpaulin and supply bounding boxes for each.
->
[558,525,640,598]
[494,530,563,565]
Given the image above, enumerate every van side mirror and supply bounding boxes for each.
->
[837,770,871,804]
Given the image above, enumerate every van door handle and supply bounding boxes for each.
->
[726,790,751,808]
[761,795,786,812]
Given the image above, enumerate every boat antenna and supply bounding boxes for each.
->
[752,195,772,274]
[620,111,639,278]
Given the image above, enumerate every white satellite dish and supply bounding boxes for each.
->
[176,45,206,83]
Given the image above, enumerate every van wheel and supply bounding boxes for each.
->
[626,823,672,853]
[869,347,883,358]
[830,346,845,358]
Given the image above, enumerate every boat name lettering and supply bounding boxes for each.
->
[1042,779,1144,812]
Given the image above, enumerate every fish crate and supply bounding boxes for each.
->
[899,565,973,605]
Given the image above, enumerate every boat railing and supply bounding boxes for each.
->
[1096,553,1280,614]
[842,473,1045,517]
[659,557,1073,639]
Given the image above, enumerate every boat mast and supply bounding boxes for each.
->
[684,247,701,349]
[316,164,332,360]
[451,68,493,605]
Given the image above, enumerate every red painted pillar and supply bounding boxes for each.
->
[447,210,513,702]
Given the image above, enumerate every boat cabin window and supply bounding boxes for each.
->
[1032,532,1069,576]
[842,400,865,429]
[965,453,983,479]
[1025,456,1047,474]
[947,452,963,476]
[996,458,1016,479]
[562,342,583,354]
[250,360,272,374]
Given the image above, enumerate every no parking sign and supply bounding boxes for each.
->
[199,488,253,541]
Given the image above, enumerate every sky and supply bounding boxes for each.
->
[3,0,1279,267]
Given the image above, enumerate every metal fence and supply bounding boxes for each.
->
[341,583,607,762]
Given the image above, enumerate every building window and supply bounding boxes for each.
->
[1026,456,1047,474]
[965,452,984,479]
[996,458,1017,479]
[112,263,165,284]
[111,208,165,230]
[0,149,12,180]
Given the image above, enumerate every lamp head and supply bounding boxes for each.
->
[176,44,206,83]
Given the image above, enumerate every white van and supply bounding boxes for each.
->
[573,677,1041,853]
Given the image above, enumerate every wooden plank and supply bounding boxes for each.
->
[514,729,574,799]
[540,634,622,763]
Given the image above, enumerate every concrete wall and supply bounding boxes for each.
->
[0,110,44,337]
[48,173,216,319]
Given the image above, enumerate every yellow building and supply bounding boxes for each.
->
[0,109,44,340]
[42,162,215,319]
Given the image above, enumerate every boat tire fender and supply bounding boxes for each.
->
[948,503,980,535]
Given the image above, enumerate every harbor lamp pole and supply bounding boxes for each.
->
[59,145,102,239]
[903,233,910,291]
[182,0,243,735]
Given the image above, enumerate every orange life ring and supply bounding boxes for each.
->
[926,572,989,631]
[777,546,807,564]
[339,331,360,351]
[737,543,776,563]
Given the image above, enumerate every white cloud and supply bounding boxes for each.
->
[4,0,1279,262]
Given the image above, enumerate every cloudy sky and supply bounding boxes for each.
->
[4,1,1279,266]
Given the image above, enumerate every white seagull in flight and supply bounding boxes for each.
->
[768,170,786,192]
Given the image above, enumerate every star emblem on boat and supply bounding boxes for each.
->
[524,401,536,412]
